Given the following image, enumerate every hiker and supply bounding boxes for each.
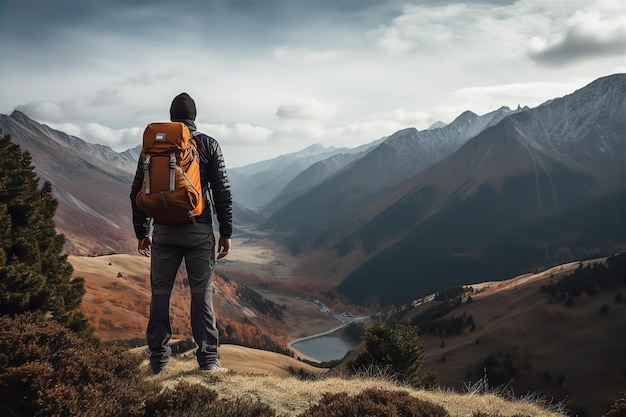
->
[130,92,233,374]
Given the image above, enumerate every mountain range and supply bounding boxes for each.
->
[0,73,624,307]
[334,73,625,305]
[229,140,384,212]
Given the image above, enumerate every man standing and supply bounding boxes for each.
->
[130,92,233,373]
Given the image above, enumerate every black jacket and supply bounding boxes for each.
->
[129,120,233,239]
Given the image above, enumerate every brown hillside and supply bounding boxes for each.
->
[70,239,348,353]
[71,253,291,349]
[379,256,625,417]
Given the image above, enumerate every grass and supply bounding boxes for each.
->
[144,354,569,417]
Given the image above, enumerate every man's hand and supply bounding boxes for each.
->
[138,237,151,257]
[217,236,231,259]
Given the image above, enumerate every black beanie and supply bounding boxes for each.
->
[170,92,197,121]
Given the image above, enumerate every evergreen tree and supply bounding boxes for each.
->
[352,318,426,387]
[0,134,92,337]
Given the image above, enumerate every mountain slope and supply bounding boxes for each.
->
[337,253,625,417]
[260,107,518,241]
[263,137,388,213]
[230,142,380,211]
[71,254,292,352]
[335,73,626,305]
[0,111,137,255]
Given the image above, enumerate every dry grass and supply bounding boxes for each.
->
[138,344,567,417]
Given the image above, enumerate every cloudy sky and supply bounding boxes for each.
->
[1,0,624,167]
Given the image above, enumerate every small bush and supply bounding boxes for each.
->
[297,388,449,417]
[287,366,320,381]
[144,381,218,416]
[144,380,276,417]
[0,314,159,417]
[349,319,432,387]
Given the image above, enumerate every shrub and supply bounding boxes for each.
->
[349,319,434,387]
[434,286,473,301]
[144,380,276,417]
[481,351,516,387]
[144,381,218,416]
[297,388,449,417]
[540,253,626,301]
[205,398,277,417]
[288,366,320,381]
[235,285,284,320]
[0,314,159,417]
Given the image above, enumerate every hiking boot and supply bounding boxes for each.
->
[150,362,166,374]
[200,359,228,372]
[149,357,169,375]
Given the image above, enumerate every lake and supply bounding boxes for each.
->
[291,334,359,362]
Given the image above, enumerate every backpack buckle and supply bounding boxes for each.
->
[143,154,151,171]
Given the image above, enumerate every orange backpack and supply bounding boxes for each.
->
[135,122,204,224]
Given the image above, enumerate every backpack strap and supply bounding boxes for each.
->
[190,131,214,214]
[191,131,208,165]
[169,153,176,192]
[143,154,152,195]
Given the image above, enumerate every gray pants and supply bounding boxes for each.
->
[147,222,219,369]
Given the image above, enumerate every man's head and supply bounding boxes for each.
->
[170,92,197,121]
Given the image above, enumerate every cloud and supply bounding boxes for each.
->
[2,0,622,168]
[198,123,272,145]
[528,1,626,66]
[88,89,121,107]
[273,47,339,64]
[16,102,68,123]
[16,89,125,124]
[453,80,589,108]
[370,108,431,128]
[367,3,482,54]
[369,27,413,53]
[43,121,143,150]
[124,71,178,86]
[45,122,83,138]
[276,99,336,120]
[83,123,142,148]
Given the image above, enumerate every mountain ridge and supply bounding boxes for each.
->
[229,140,384,210]
[260,105,521,235]
[333,73,625,305]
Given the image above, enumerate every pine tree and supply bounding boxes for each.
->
[0,134,92,337]
[352,318,426,387]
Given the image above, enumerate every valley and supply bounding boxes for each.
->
[72,236,361,351]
